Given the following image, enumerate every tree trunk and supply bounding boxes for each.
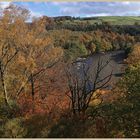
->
[30,73,35,113]
[0,67,9,106]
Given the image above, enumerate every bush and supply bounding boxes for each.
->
[0,97,23,138]
[48,116,97,138]
[2,118,27,138]
[0,98,20,120]
[48,117,82,138]
[24,114,55,138]
[93,63,140,138]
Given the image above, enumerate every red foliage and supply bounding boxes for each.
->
[17,61,70,118]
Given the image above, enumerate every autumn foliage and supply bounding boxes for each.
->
[0,3,140,138]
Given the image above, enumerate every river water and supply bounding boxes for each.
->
[73,50,127,90]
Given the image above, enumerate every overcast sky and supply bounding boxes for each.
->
[0,2,140,17]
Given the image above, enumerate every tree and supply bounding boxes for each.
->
[65,56,112,116]
[0,4,30,106]
[126,43,140,65]
[0,4,63,106]
[86,41,96,54]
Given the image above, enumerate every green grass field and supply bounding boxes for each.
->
[63,16,140,25]
[97,16,140,25]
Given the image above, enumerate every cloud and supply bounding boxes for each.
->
[49,2,140,17]
[2,2,140,17]
[86,13,111,17]
[30,10,42,18]
[0,2,11,9]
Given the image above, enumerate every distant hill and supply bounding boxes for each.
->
[51,16,140,25]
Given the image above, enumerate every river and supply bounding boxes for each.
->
[74,50,127,90]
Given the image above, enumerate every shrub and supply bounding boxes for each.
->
[2,118,27,138]
[24,114,55,138]
[48,116,96,138]
[0,99,20,120]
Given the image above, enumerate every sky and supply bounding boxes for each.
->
[0,1,140,17]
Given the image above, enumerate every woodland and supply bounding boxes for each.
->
[0,4,140,138]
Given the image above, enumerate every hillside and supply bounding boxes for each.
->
[53,16,140,25]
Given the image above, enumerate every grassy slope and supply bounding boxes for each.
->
[98,16,140,25]
[63,16,140,25]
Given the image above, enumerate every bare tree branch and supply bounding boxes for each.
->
[65,56,113,115]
